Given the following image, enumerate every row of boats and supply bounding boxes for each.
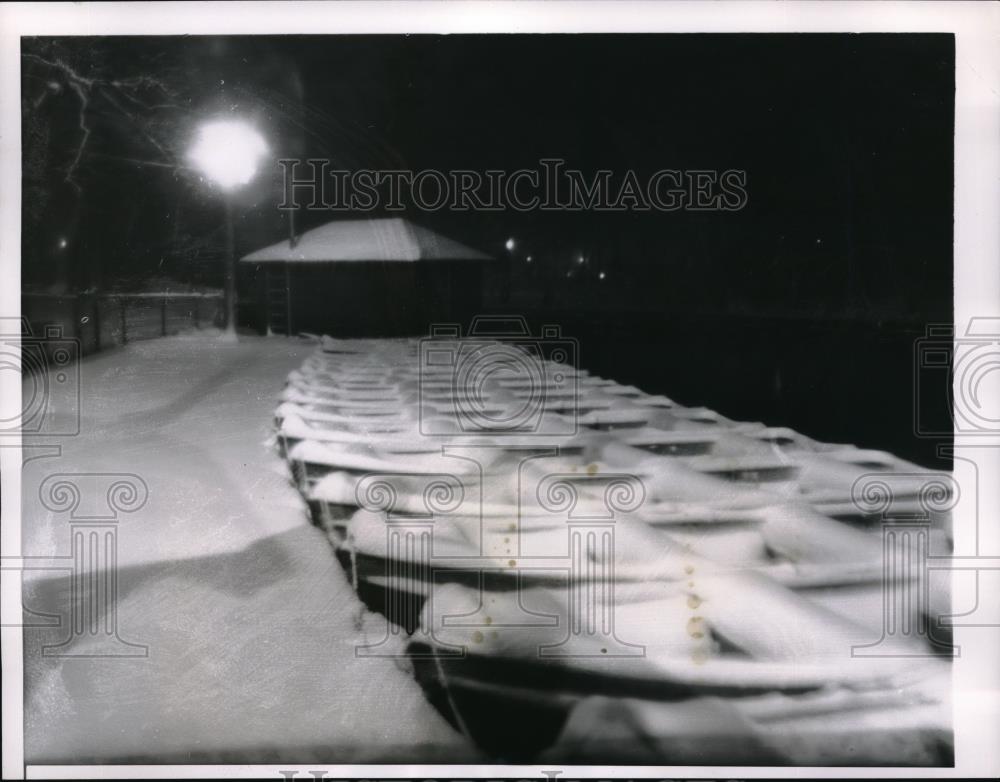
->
[273,334,955,764]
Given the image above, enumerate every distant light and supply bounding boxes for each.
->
[577,255,585,264]
[187,119,268,190]
[598,271,606,280]
[526,255,533,263]
[505,237,516,252]
[57,237,68,249]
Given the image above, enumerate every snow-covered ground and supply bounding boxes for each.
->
[21,332,480,763]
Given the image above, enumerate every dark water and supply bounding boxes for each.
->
[526,313,952,469]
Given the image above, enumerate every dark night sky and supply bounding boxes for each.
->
[295,34,954,323]
[21,34,955,464]
[22,33,954,321]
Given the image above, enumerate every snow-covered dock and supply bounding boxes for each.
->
[21,333,482,763]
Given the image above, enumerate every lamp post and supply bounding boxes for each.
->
[187,119,268,339]
[502,236,517,304]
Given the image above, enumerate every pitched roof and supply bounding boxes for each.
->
[240,217,493,263]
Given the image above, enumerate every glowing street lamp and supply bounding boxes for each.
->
[505,237,516,252]
[188,119,269,338]
[188,119,268,191]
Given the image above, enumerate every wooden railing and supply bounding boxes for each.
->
[22,292,224,356]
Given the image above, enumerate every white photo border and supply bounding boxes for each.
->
[1,2,997,779]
